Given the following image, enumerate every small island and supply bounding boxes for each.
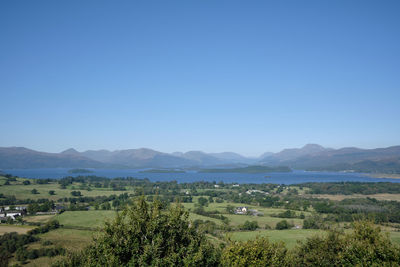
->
[199,165,292,174]
[68,168,94,174]
[139,169,186,173]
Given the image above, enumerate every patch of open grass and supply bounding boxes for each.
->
[38,228,94,251]
[229,229,327,248]
[24,215,55,224]
[185,201,308,229]
[55,210,116,229]
[20,255,65,267]
[0,224,35,235]
[18,229,94,267]
[389,231,400,246]
[224,213,303,228]
[0,182,131,200]
[311,193,400,202]
[188,213,224,225]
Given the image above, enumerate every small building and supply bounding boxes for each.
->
[234,207,248,215]
[246,189,269,195]
[4,212,22,220]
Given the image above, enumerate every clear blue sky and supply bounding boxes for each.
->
[1,0,399,156]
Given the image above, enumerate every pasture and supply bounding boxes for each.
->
[55,210,116,229]
[0,225,34,235]
[312,193,400,202]
[0,180,123,200]
[229,229,326,248]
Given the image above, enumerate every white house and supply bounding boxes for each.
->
[234,207,248,214]
[3,212,22,220]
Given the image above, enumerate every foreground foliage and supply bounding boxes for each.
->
[54,203,400,267]
[222,237,287,266]
[292,221,400,266]
[0,220,62,266]
[54,198,219,266]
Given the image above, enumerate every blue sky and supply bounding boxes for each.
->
[1,0,399,156]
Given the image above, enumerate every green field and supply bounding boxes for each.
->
[55,210,116,229]
[184,201,309,228]
[24,215,56,224]
[229,229,326,248]
[389,231,400,244]
[7,228,95,267]
[0,225,35,235]
[38,228,94,250]
[0,181,123,200]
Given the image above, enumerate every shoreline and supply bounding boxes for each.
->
[365,173,400,179]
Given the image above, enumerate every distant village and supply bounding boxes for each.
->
[0,205,65,223]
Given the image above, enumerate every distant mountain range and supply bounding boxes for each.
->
[260,144,400,172]
[1,144,400,174]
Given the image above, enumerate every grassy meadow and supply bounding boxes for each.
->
[0,178,120,200]
[0,225,35,235]
[55,210,116,229]
[229,229,327,248]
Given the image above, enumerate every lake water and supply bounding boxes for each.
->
[2,168,400,184]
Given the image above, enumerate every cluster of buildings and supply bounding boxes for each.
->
[245,189,269,195]
[0,205,66,223]
[234,206,263,216]
[0,206,27,222]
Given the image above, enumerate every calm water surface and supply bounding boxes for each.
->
[3,168,400,184]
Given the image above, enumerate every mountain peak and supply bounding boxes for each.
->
[61,148,80,155]
[171,152,184,157]
[301,144,325,151]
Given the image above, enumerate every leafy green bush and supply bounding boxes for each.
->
[292,221,400,266]
[222,237,287,266]
[272,210,296,218]
[55,197,220,266]
[198,196,208,207]
[239,220,259,231]
[303,215,325,229]
[276,220,292,230]
[31,188,39,194]
[0,232,38,266]
[70,191,82,197]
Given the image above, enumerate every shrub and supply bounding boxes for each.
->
[292,221,400,266]
[303,215,324,229]
[55,197,220,266]
[222,237,287,266]
[198,197,208,207]
[70,191,82,196]
[31,189,39,194]
[276,220,292,230]
[240,220,259,231]
[42,240,53,246]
